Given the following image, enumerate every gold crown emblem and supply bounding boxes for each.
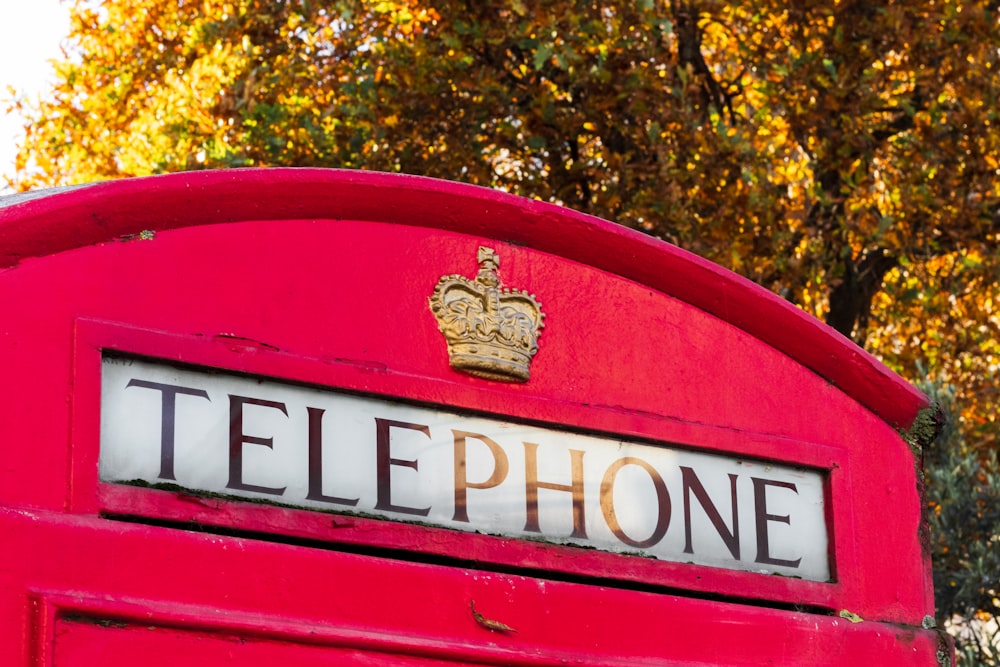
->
[429,247,544,382]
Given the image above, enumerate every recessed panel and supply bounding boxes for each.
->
[53,617,457,666]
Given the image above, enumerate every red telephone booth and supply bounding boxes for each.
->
[1,170,948,664]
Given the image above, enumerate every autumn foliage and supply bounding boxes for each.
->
[6,0,1000,654]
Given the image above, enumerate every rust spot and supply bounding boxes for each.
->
[470,600,517,634]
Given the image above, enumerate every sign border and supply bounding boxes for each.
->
[70,318,855,610]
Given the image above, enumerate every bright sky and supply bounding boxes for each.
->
[0,0,71,192]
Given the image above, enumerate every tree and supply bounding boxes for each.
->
[923,377,1000,665]
[7,1,1000,652]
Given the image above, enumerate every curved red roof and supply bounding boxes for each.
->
[0,168,926,427]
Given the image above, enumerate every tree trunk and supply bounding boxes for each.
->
[826,250,898,343]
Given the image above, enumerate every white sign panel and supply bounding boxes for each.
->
[100,356,830,581]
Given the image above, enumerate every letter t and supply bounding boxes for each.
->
[126,379,211,481]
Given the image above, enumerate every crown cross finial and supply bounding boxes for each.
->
[476,246,500,288]
[429,247,545,382]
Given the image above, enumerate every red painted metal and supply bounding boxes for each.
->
[0,169,945,664]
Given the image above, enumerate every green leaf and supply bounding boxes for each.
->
[822,58,838,83]
[533,44,552,71]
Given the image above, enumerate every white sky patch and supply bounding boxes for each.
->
[0,0,72,192]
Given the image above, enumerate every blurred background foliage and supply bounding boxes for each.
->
[924,376,1000,664]
[6,0,999,660]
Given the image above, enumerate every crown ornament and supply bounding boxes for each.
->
[429,247,545,382]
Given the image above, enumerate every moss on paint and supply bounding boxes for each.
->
[900,404,943,458]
